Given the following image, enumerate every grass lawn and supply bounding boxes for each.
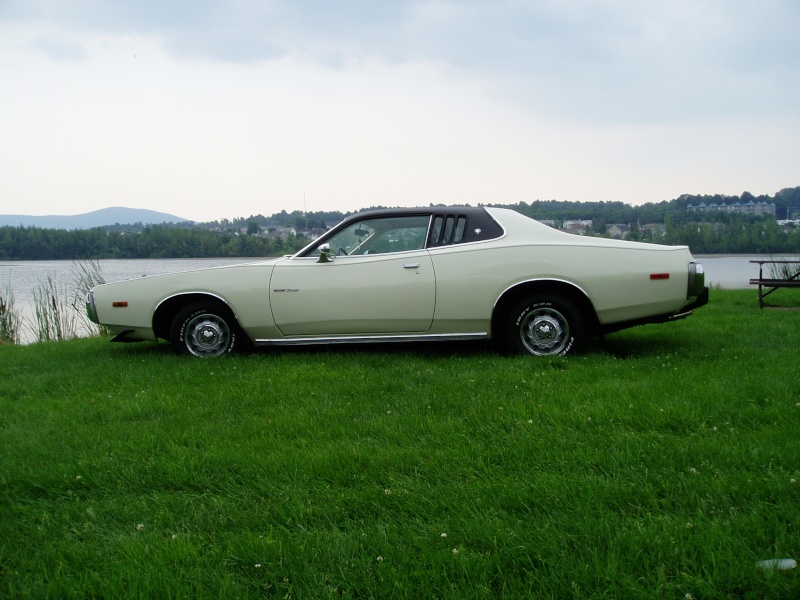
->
[1,289,799,598]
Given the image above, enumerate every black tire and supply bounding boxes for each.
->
[505,295,583,357]
[170,303,241,357]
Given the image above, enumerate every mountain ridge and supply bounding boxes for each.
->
[0,207,189,229]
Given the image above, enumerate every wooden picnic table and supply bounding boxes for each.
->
[749,260,800,308]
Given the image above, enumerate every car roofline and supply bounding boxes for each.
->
[293,206,494,257]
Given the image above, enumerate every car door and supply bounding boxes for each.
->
[269,215,435,336]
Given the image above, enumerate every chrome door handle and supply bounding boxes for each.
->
[404,263,420,269]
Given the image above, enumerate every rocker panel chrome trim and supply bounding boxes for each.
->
[254,332,488,346]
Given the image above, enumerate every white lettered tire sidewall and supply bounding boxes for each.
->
[506,295,583,357]
[170,303,239,357]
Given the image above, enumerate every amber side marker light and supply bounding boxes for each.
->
[112,301,129,307]
[650,273,670,280]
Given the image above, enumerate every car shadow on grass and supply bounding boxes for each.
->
[105,336,496,359]
[590,331,700,359]
[256,339,497,359]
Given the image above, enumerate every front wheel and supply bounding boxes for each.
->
[170,304,241,357]
[505,295,583,357]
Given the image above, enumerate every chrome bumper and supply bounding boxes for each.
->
[85,291,99,324]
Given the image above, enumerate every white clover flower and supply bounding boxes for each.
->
[441,533,447,538]
[384,488,391,495]
[136,523,144,531]
[255,564,261,568]
[452,548,460,556]
[376,556,384,562]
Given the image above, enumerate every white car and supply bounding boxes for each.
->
[86,207,708,357]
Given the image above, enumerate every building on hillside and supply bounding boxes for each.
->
[640,223,667,238]
[561,219,592,235]
[686,200,776,216]
[606,224,631,238]
[306,227,328,241]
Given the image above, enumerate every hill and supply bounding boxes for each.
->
[0,207,189,229]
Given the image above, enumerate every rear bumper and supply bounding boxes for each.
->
[600,286,709,335]
[683,286,710,312]
[86,291,98,323]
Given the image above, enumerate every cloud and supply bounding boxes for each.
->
[31,32,88,60]
[4,0,799,124]
[1,0,798,221]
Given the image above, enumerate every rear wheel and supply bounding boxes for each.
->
[505,295,583,357]
[170,303,241,357]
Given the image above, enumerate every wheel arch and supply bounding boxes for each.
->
[153,293,238,341]
[491,280,600,344]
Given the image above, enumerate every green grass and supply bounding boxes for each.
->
[1,289,799,598]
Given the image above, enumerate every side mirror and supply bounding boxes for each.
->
[316,243,334,263]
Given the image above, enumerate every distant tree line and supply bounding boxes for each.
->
[0,225,308,260]
[495,187,800,253]
[203,209,350,232]
[660,215,800,254]
[1,188,798,260]
[500,188,800,223]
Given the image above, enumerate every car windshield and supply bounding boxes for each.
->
[315,215,430,256]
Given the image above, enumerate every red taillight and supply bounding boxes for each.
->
[112,301,128,307]
[650,273,670,280]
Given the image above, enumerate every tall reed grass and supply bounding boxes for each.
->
[0,284,23,344]
[31,275,76,342]
[766,255,800,280]
[69,259,108,337]
[19,260,108,343]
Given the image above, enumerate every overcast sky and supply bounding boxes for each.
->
[1,0,798,222]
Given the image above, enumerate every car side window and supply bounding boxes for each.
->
[318,216,430,256]
[453,216,467,242]
[429,215,468,246]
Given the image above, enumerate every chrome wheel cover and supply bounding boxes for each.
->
[519,306,570,355]
[184,313,232,357]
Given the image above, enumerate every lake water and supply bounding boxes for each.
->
[0,254,791,343]
[694,255,794,289]
[0,258,260,344]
